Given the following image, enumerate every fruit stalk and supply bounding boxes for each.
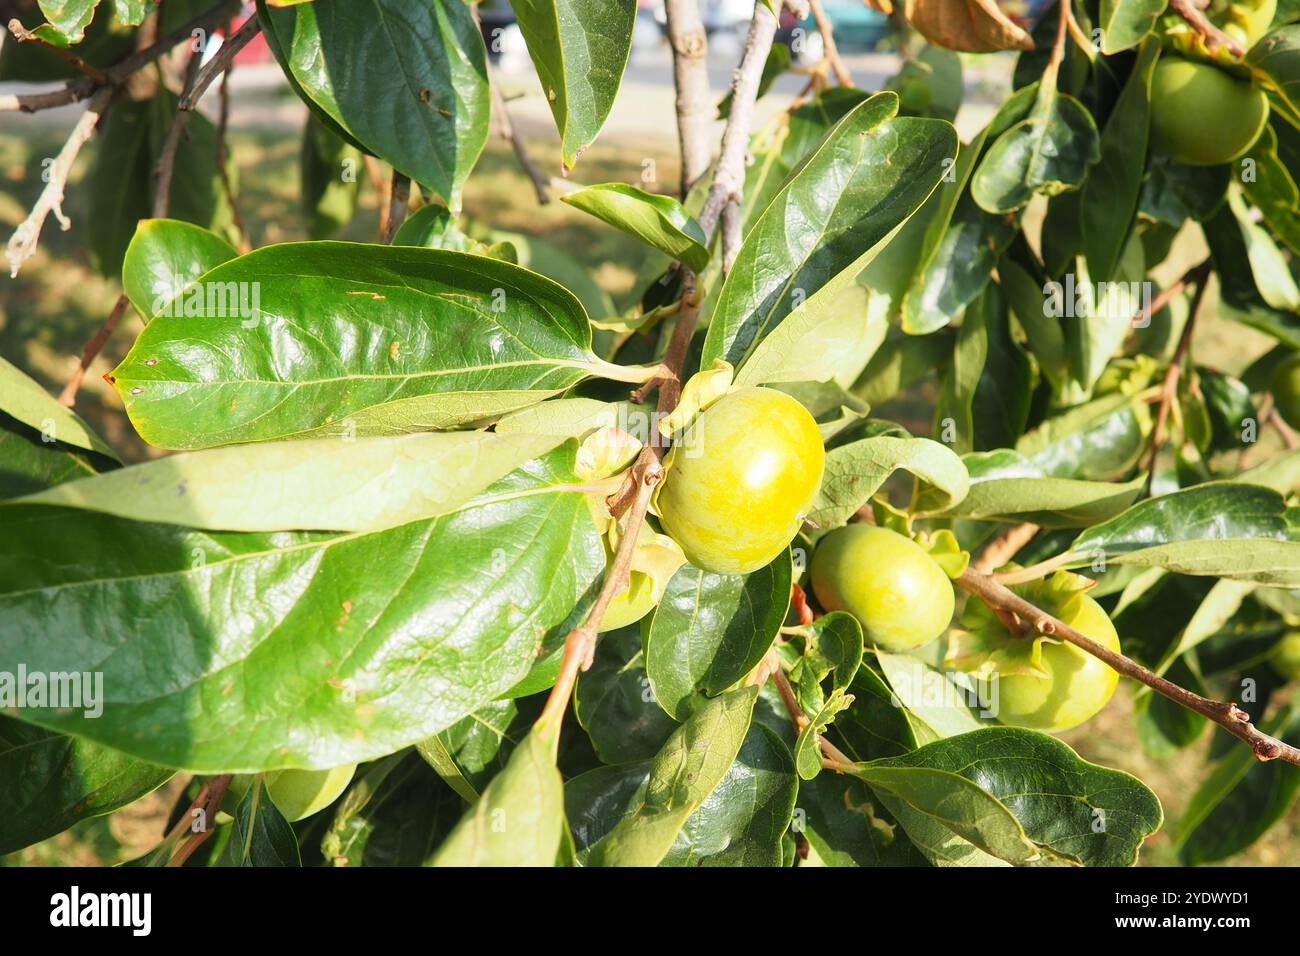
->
[957,567,1300,765]
[1169,0,1247,56]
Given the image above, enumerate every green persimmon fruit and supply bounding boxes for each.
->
[600,568,657,632]
[1271,353,1300,429]
[224,765,357,822]
[657,387,825,575]
[810,524,955,651]
[995,595,1121,733]
[1273,631,1300,681]
[1150,57,1269,166]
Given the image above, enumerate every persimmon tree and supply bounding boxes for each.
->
[3,0,1300,868]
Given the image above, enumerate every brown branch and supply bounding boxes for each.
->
[972,522,1040,574]
[664,0,712,198]
[7,17,108,83]
[382,170,411,243]
[178,14,262,112]
[720,200,742,276]
[1143,263,1211,496]
[808,0,854,87]
[59,292,130,407]
[1169,0,1247,57]
[958,568,1300,766]
[168,773,233,867]
[770,665,856,768]
[0,0,240,112]
[488,65,551,204]
[153,49,202,218]
[5,85,114,277]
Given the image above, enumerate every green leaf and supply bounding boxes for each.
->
[108,242,622,450]
[1243,124,1300,254]
[1068,483,1300,585]
[575,625,679,764]
[0,414,114,499]
[428,722,565,866]
[391,204,471,250]
[36,0,99,43]
[1140,156,1229,226]
[121,219,238,324]
[89,91,223,278]
[1099,0,1166,53]
[874,649,988,742]
[1068,234,1148,395]
[1016,391,1151,480]
[578,687,764,866]
[1204,198,1300,347]
[919,450,1145,527]
[21,431,564,532]
[0,451,603,772]
[852,727,1163,866]
[300,114,363,240]
[561,183,709,272]
[798,771,929,866]
[507,0,636,169]
[233,777,302,866]
[0,717,172,854]
[971,84,1100,214]
[1176,702,1300,864]
[795,689,853,779]
[1248,24,1300,126]
[416,697,536,801]
[0,356,118,461]
[263,0,489,208]
[807,426,969,530]
[702,93,959,371]
[1082,40,1157,281]
[645,554,792,720]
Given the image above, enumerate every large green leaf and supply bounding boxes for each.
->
[852,727,1163,866]
[21,431,563,532]
[109,242,623,449]
[1016,390,1150,481]
[121,219,238,324]
[263,0,489,208]
[701,93,958,371]
[917,449,1145,527]
[428,723,565,866]
[0,450,604,772]
[0,717,172,854]
[561,183,708,272]
[507,0,636,169]
[806,425,968,530]
[0,356,118,461]
[1067,483,1300,585]
[645,554,792,721]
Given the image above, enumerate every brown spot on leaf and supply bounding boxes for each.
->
[346,290,385,300]
[420,87,433,105]
[336,599,353,631]
[389,341,401,360]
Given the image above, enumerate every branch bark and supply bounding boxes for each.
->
[178,13,263,112]
[808,0,854,86]
[664,0,712,198]
[1169,0,1247,57]
[488,65,551,205]
[382,171,412,243]
[957,567,1300,766]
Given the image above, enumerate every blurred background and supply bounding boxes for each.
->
[0,0,1295,865]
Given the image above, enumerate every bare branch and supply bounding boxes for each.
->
[972,522,1040,574]
[808,0,854,86]
[216,69,251,253]
[663,0,712,198]
[7,17,108,83]
[178,14,263,112]
[5,85,114,277]
[382,170,412,243]
[153,49,203,218]
[957,567,1300,766]
[488,66,551,205]
[59,292,130,407]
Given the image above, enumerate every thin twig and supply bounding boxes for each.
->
[178,14,262,112]
[973,522,1040,574]
[5,85,114,277]
[770,666,856,767]
[0,0,240,112]
[153,49,203,218]
[215,68,251,252]
[59,292,129,407]
[1143,263,1211,496]
[168,774,233,866]
[7,17,108,83]
[382,170,411,243]
[663,0,712,198]
[1169,0,1246,57]
[807,0,854,86]
[487,65,550,204]
[958,568,1300,765]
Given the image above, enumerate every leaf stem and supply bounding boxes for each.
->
[957,567,1300,766]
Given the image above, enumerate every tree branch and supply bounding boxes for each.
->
[178,13,262,112]
[153,48,203,218]
[167,773,233,866]
[382,170,412,243]
[1169,0,1246,58]
[4,85,114,277]
[7,17,108,83]
[972,522,1040,574]
[488,65,551,205]
[957,567,1300,766]
[58,292,130,407]
[663,0,712,198]
[808,0,854,87]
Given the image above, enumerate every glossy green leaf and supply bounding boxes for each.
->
[0,450,604,772]
[1140,156,1229,225]
[580,687,761,866]
[799,772,930,866]
[575,625,679,764]
[0,414,114,499]
[36,0,98,43]
[0,717,172,854]
[391,204,472,251]
[852,727,1163,866]
[121,219,238,324]
[1068,483,1300,585]
[1016,391,1151,481]
[508,0,636,169]
[1244,124,1300,254]
[1099,0,1166,53]
[562,183,709,272]
[702,93,959,371]
[21,431,563,532]
[874,649,988,742]
[428,722,565,866]
[0,356,118,461]
[233,777,302,866]
[417,697,534,800]
[109,242,623,450]
[795,689,852,780]
[807,425,968,530]
[263,0,489,208]
[645,554,792,720]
